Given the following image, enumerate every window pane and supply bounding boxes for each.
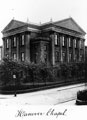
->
[13,53,16,60]
[14,37,16,47]
[62,36,65,46]
[69,38,71,47]
[44,54,47,63]
[21,53,24,61]
[75,54,77,61]
[55,35,57,45]
[62,52,66,62]
[69,53,72,62]
[44,45,47,51]
[55,51,59,62]
[6,39,9,48]
[22,35,24,45]
[79,40,81,48]
[74,39,76,48]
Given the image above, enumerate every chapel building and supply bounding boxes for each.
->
[2,17,86,66]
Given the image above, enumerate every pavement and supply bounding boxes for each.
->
[0,83,86,106]
[59,100,76,105]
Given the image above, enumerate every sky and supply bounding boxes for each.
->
[0,0,87,45]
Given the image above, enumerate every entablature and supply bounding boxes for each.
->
[2,26,40,38]
[42,26,85,39]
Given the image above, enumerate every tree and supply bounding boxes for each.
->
[0,57,23,86]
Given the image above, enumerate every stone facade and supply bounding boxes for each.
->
[2,17,86,66]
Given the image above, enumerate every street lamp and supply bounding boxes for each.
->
[13,73,17,97]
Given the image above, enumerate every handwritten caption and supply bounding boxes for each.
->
[15,108,67,118]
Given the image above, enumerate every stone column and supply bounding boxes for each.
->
[83,39,85,62]
[40,41,44,63]
[16,36,19,61]
[51,34,55,66]
[60,35,63,63]
[73,38,75,62]
[9,38,11,58]
[25,32,30,63]
[66,37,69,63]
[78,39,81,61]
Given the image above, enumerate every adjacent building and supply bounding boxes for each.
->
[2,17,86,66]
[0,46,3,62]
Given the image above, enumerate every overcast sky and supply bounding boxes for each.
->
[0,0,87,45]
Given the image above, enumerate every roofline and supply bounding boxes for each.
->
[53,17,86,35]
[39,17,86,35]
[70,17,86,35]
[2,19,40,33]
[2,17,86,35]
[53,24,85,35]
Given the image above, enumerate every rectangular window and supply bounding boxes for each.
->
[80,40,83,49]
[44,45,47,51]
[54,34,60,46]
[69,53,72,62]
[6,39,9,48]
[62,36,65,46]
[62,52,66,62]
[74,39,76,48]
[75,53,77,61]
[80,54,83,61]
[55,51,59,62]
[13,53,16,60]
[21,35,25,45]
[55,34,58,45]
[60,36,64,46]
[21,52,25,61]
[13,37,16,47]
[44,54,47,63]
[69,38,71,47]
[79,40,81,49]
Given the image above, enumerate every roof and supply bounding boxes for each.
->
[53,17,86,35]
[2,19,27,33]
[2,17,86,35]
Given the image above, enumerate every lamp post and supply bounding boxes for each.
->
[13,73,17,97]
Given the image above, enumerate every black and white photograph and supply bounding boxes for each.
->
[0,0,87,119]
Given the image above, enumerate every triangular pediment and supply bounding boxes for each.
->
[53,17,86,35]
[2,19,27,33]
